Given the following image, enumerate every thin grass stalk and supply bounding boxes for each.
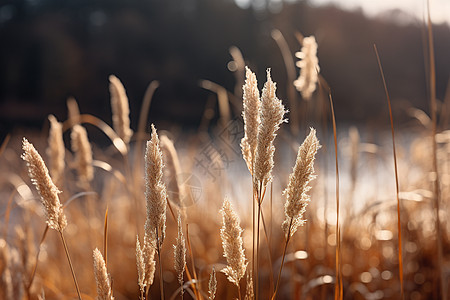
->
[59,231,82,300]
[156,227,165,300]
[186,224,201,300]
[27,225,49,293]
[260,209,274,295]
[426,4,445,298]
[271,218,292,300]
[327,92,342,300]
[373,44,404,300]
[103,207,108,265]
[237,282,242,300]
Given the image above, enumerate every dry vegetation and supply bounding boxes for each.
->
[1,15,450,300]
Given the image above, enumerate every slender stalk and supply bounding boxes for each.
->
[327,92,342,300]
[59,231,82,300]
[186,225,201,299]
[374,44,404,300]
[271,219,292,300]
[237,282,242,300]
[27,225,49,293]
[251,178,256,299]
[156,228,165,300]
[426,3,445,298]
[256,184,261,300]
[103,207,108,265]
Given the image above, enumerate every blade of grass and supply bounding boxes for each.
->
[426,2,445,298]
[186,224,201,300]
[373,44,404,300]
[103,206,108,266]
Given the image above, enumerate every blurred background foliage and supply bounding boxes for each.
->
[0,0,449,134]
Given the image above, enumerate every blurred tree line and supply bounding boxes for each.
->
[0,0,449,134]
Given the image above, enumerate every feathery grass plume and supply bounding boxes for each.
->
[144,124,167,243]
[22,138,67,232]
[0,239,13,300]
[160,135,185,209]
[244,271,254,300]
[282,128,320,237]
[136,236,146,294]
[294,35,320,100]
[93,248,114,300]
[220,198,247,286]
[240,66,261,174]
[208,267,217,300]
[254,69,287,189]
[46,115,65,186]
[71,124,94,185]
[142,233,157,289]
[109,75,133,144]
[67,97,81,127]
[173,213,186,291]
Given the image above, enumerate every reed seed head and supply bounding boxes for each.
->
[46,115,65,186]
[173,213,186,286]
[294,35,320,100]
[109,75,133,144]
[22,138,67,232]
[254,69,287,188]
[241,66,261,174]
[282,128,320,237]
[145,124,167,244]
[208,267,217,300]
[93,248,114,300]
[220,197,247,286]
[71,124,94,185]
[136,236,146,294]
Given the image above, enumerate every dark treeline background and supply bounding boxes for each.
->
[1,0,449,134]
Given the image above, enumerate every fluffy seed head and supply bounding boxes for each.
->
[241,66,261,174]
[208,267,217,300]
[136,236,146,294]
[220,198,247,286]
[144,124,167,244]
[294,36,320,100]
[109,75,133,144]
[160,135,185,210]
[71,124,93,185]
[93,248,114,300]
[282,128,320,237]
[46,115,65,186]
[22,138,67,231]
[254,69,287,188]
[173,213,186,286]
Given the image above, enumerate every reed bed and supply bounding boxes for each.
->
[0,25,449,300]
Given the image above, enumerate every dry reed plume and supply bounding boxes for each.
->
[220,198,247,289]
[294,35,320,100]
[71,124,94,185]
[282,127,320,237]
[241,66,261,175]
[253,69,287,189]
[46,115,65,186]
[208,267,217,300]
[93,248,114,300]
[109,75,133,144]
[21,138,67,232]
[144,124,167,243]
[173,213,186,295]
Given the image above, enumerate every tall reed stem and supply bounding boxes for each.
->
[426,3,445,298]
[59,231,82,300]
[156,228,165,300]
[374,44,404,300]
[271,218,292,300]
